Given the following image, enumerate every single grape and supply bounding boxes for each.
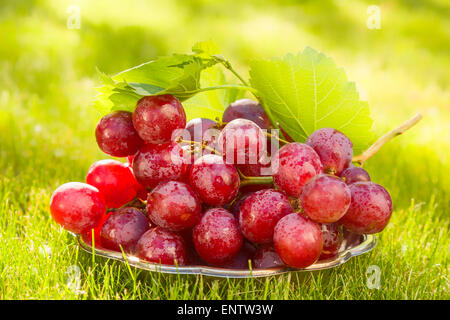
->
[220,241,256,270]
[300,174,351,223]
[193,208,243,265]
[86,159,137,209]
[319,223,343,259]
[133,142,188,189]
[189,154,240,206]
[100,207,150,253]
[184,118,217,143]
[252,244,285,269]
[222,99,272,130]
[239,189,293,244]
[217,119,266,166]
[49,182,106,234]
[95,111,144,157]
[132,94,186,144]
[306,128,353,175]
[273,213,322,269]
[136,227,188,266]
[338,182,393,234]
[340,165,371,184]
[147,181,201,231]
[81,211,112,248]
[272,142,323,197]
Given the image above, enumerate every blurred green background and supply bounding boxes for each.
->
[0,0,448,299]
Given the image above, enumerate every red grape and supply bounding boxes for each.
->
[300,174,351,223]
[50,182,106,234]
[239,189,292,244]
[95,111,144,157]
[272,143,323,197]
[193,208,243,265]
[86,159,137,209]
[147,181,201,231]
[273,213,322,268]
[133,142,188,189]
[132,95,186,144]
[306,128,353,175]
[340,165,371,184]
[252,244,285,269]
[339,182,393,234]
[222,99,272,130]
[189,154,240,206]
[136,227,188,266]
[184,118,217,143]
[319,223,343,259]
[217,119,266,166]
[100,207,150,253]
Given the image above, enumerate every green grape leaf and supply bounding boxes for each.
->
[182,65,245,120]
[93,41,222,114]
[249,47,373,153]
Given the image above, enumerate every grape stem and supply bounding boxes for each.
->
[237,167,274,186]
[352,113,423,166]
[178,139,221,155]
[265,132,290,145]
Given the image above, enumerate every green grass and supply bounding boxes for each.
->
[0,0,448,299]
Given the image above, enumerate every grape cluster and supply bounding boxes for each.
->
[50,95,393,269]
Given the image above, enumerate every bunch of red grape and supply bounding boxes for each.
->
[50,95,392,270]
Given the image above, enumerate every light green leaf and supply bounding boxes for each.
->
[183,65,245,120]
[93,44,223,114]
[249,47,373,153]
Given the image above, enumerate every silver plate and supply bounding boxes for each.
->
[76,232,376,278]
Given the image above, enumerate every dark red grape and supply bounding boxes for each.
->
[136,227,188,266]
[50,182,106,234]
[132,95,186,144]
[86,159,137,209]
[300,174,351,223]
[273,213,322,268]
[133,142,188,189]
[319,223,343,259]
[81,211,112,248]
[189,154,240,206]
[306,128,353,175]
[100,207,150,253]
[272,143,323,197]
[193,208,243,265]
[339,182,393,234]
[340,165,371,184]
[239,189,292,244]
[220,241,256,270]
[222,99,272,130]
[95,111,144,157]
[147,181,201,231]
[252,244,285,269]
[217,119,266,166]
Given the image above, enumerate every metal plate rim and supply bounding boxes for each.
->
[76,233,377,278]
